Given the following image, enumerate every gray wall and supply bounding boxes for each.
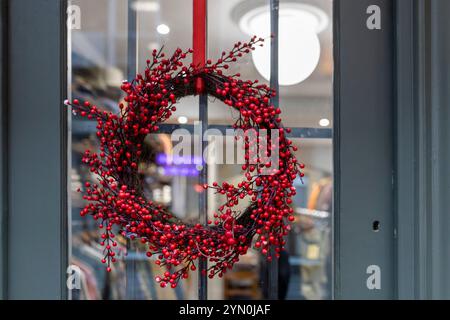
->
[396,0,450,299]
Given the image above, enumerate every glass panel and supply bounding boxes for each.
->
[69,0,129,300]
[208,0,333,129]
[137,0,199,125]
[207,0,333,300]
[68,0,198,300]
[128,132,201,299]
[288,138,332,300]
[204,137,333,300]
[68,0,333,300]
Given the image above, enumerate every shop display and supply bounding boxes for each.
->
[223,250,260,299]
[293,177,332,300]
[66,37,305,289]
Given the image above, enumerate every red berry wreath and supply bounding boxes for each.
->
[66,36,304,289]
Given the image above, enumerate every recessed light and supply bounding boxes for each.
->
[235,2,329,86]
[157,24,170,35]
[319,118,330,127]
[131,1,160,12]
[177,116,188,124]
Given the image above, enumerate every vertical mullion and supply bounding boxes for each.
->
[268,0,279,300]
[196,0,208,300]
[193,0,208,301]
[126,0,138,300]
[198,95,208,300]
[0,0,7,299]
[127,2,138,97]
[61,0,69,300]
[0,0,9,299]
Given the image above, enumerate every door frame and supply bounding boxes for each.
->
[2,0,68,299]
[334,0,395,299]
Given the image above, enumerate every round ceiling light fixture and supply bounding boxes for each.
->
[157,24,170,35]
[177,116,188,124]
[319,118,330,127]
[236,3,329,86]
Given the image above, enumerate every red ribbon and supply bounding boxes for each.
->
[193,0,206,94]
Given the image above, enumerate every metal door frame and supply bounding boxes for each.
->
[2,0,68,299]
[334,0,395,299]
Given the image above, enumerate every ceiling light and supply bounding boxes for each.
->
[157,24,170,35]
[177,116,188,124]
[237,3,329,86]
[319,118,330,127]
[132,1,160,12]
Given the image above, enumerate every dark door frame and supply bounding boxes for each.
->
[1,0,68,299]
[334,0,395,299]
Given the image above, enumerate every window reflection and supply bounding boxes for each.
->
[69,0,333,300]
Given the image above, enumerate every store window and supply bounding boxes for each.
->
[68,0,333,300]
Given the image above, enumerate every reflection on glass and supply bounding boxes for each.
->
[208,0,333,300]
[69,0,333,300]
[209,0,333,128]
[288,139,332,300]
[68,0,198,300]
[69,0,128,299]
[205,138,332,300]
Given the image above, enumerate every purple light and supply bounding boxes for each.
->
[156,153,204,166]
[161,165,199,177]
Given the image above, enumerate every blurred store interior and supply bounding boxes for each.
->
[69,0,333,300]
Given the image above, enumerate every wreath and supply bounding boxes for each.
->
[66,36,304,289]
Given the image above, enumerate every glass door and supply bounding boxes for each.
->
[67,0,333,300]
[3,0,399,300]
